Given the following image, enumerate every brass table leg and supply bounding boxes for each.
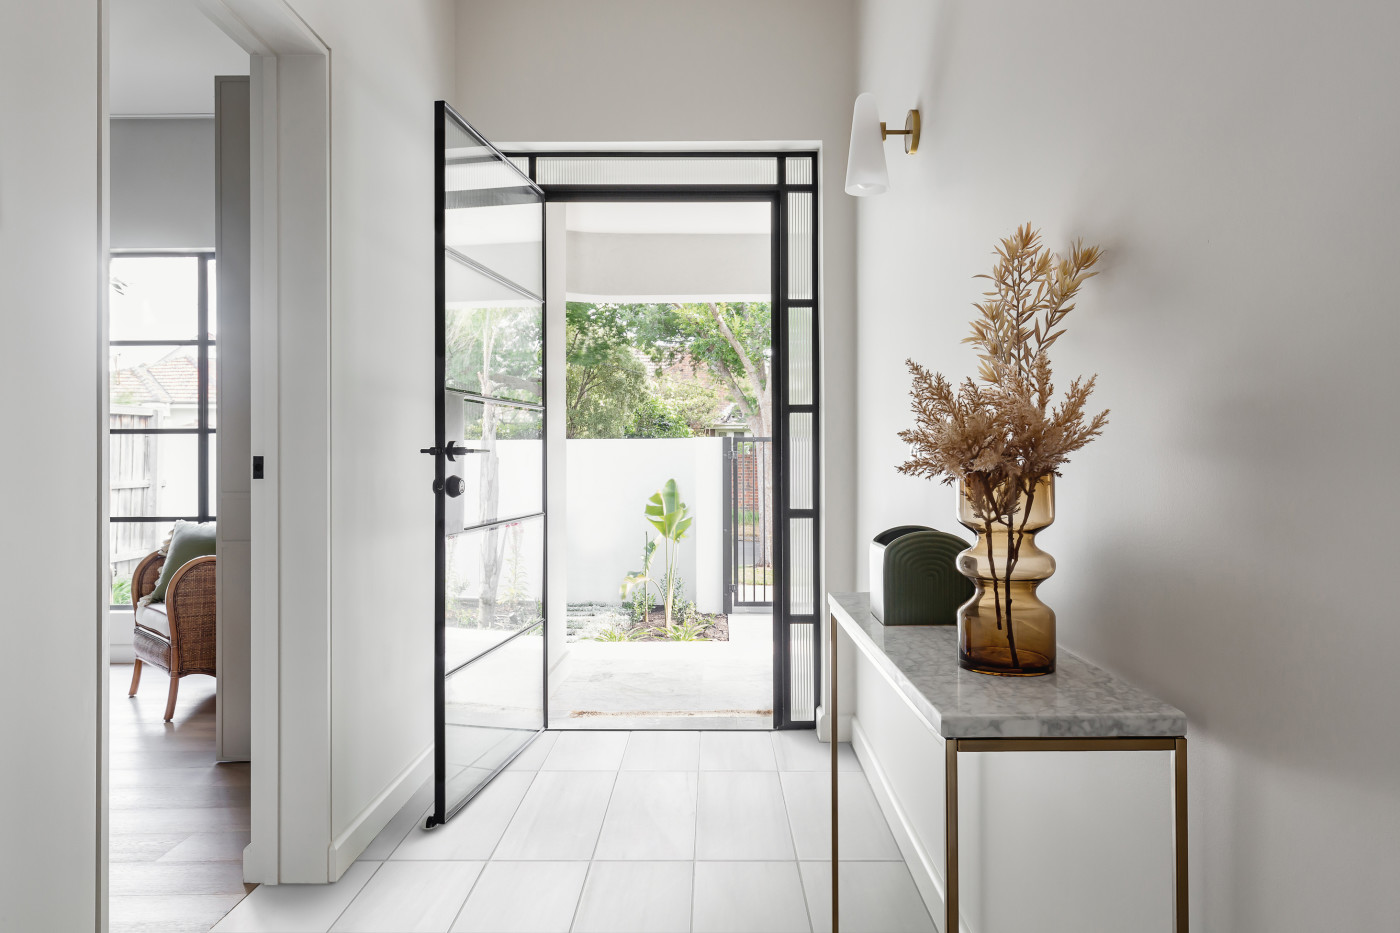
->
[943,736,1186,933]
[1174,737,1189,933]
[945,738,959,933]
[830,613,839,933]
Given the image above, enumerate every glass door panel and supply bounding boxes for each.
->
[442,624,545,807]
[443,395,543,532]
[444,516,545,669]
[433,102,547,825]
[443,117,543,297]
[443,298,543,403]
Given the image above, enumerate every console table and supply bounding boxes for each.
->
[828,592,1189,933]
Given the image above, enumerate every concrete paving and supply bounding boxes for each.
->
[550,613,773,730]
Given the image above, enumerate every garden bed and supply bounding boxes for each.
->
[566,602,729,643]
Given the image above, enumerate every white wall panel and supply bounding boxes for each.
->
[0,0,104,927]
[281,0,458,874]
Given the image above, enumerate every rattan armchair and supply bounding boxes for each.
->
[128,550,217,721]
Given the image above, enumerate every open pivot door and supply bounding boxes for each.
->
[427,102,547,827]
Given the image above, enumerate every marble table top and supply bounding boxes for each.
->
[830,592,1187,738]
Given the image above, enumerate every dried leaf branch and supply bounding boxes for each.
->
[898,224,1109,525]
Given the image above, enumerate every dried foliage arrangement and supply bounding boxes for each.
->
[898,225,1108,642]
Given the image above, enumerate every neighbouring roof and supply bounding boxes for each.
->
[111,353,214,407]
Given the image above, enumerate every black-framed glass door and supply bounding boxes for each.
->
[429,103,547,826]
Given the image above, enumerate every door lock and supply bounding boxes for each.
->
[431,475,467,497]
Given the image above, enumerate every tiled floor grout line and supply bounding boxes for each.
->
[774,745,818,933]
[566,736,616,933]
[442,755,546,932]
[483,766,543,861]
[443,859,488,933]
[568,736,627,933]
[323,857,386,932]
[689,735,703,933]
[567,860,595,933]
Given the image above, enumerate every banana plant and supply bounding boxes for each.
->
[620,534,658,623]
[644,478,693,630]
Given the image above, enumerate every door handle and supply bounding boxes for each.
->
[418,442,481,461]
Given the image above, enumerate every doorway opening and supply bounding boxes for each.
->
[105,0,254,925]
[553,201,775,729]
[509,149,822,734]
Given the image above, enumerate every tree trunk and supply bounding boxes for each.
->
[477,310,502,628]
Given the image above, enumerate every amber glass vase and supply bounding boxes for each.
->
[955,475,1056,676]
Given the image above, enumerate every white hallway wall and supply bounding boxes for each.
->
[279,0,457,876]
[0,1,103,929]
[455,0,860,619]
[566,438,724,613]
[853,1,1400,930]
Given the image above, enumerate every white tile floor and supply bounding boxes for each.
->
[212,730,935,933]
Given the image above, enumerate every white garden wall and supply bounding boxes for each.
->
[566,438,725,614]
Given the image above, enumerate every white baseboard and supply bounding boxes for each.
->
[327,744,432,880]
[110,644,135,664]
[852,717,974,933]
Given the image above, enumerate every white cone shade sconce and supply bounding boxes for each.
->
[844,92,920,197]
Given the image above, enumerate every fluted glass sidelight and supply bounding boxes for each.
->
[955,475,1057,676]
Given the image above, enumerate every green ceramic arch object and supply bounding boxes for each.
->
[870,526,975,626]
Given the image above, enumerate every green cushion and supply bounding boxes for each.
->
[148,520,217,604]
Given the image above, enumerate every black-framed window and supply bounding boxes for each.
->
[108,250,217,608]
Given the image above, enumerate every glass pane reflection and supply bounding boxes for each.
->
[445,517,544,669]
[443,624,544,811]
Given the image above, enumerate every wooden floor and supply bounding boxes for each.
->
[110,664,253,933]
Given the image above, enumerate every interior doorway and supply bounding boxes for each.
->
[105,0,254,924]
[552,200,775,729]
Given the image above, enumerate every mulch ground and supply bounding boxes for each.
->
[631,610,729,642]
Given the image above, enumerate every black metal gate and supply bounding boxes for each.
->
[723,436,773,611]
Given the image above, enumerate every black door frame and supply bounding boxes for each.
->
[513,151,821,730]
[431,103,550,828]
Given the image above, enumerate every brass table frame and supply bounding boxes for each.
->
[829,615,1189,933]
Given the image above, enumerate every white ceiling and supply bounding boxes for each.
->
[110,0,249,116]
[566,202,771,236]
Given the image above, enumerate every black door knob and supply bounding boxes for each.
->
[444,475,466,498]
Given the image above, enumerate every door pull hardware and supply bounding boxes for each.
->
[252,455,264,480]
[420,442,479,461]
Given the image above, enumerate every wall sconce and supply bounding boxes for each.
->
[844,92,920,197]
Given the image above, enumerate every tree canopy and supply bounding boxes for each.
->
[565,301,771,439]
